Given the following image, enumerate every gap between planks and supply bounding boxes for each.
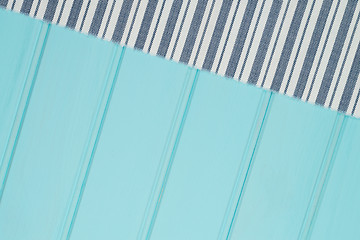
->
[0,22,51,202]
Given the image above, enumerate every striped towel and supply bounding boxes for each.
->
[1,0,360,117]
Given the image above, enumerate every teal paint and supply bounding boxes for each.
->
[60,46,126,240]
[0,17,117,240]
[223,91,273,240]
[70,49,197,240]
[150,72,267,240]
[0,22,49,201]
[0,8,360,240]
[298,114,346,240]
[229,95,339,240]
[311,117,360,240]
[0,10,44,194]
[0,10,40,161]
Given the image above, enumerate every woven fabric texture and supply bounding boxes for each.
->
[1,0,360,117]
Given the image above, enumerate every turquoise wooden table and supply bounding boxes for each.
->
[0,8,360,240]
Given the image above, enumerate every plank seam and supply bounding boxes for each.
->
[297,113,347,240]
[57,46,126,240]
[216,90,272,240]
[0,22,51,202]
[144,70,200,240]
[225,92,274,240]
[136,67,197,240]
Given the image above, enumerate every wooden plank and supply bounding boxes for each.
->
[0,25,116,240]
[311,117,360,240]
[150,72,266,240]
[70,48,196,240]
[0,9,43,178]
[229,95,338,239]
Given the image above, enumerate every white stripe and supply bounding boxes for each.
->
[285,0,323,96]
[347,74,360,115]
[187,0,212,66]
[331,39,360,110]
[238,0,275,82]
[300,0,338,101]
[81,0,99,34]
[325,4,360,108]
[171,0,198,62]
[354,93,360,117]
[260,0,297,89]
[6,0,15,9]
[233,0,266,81]
[143,0,165,53]
[35,0,49,19]
[217,0,248,76]
[97,0,114,38]
[305,0,344,103]
[148,0,174,56]
[279,0,314,93]
[164,0,188,59]
[194,0,223,69]
[127,0,150,48]
[120,0,140,45]
[346,35,360,114]
[103,0,124,41]
[74,0,88,31]
[29,0,39,17]
[13,0,23,13]
[210,0,238,73]
[58,0,75,26]
[52,0,64,22]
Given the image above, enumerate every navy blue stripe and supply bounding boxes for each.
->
[193,0,215,65]
[248,0,282,84]
[170,0,190,59]
[44,0,59,22]
[202,0,232,71]
[56,0,67,24]
[351,88,360,115]
[238,0,266,80]
[112,0,134,43]
[20,0,34,14]
[102,0,115,38]
[66,0,84,28]
[135,0,159,49]
[338,42,360,112]
[125,0,141,45]
[179,0,208,64]
[284,1,316,94]
[157,0,183,57]
[270,0,308,91]
[89,0,109,36]
[0,0,8,7]
[316,0,357,105]
[260,0,291,87]
[305,0,340,101]
[147,0,166,52]
[33,0,41,16]
[225,0,258,78]
[79,0,91,31]
[215,0,241,73]
[293,0,334,98]
[329,12,360,107]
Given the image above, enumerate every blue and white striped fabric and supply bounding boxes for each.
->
[1,0,360,117]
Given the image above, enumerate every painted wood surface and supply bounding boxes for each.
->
[0,8,360,240]
[0,10,43,192]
